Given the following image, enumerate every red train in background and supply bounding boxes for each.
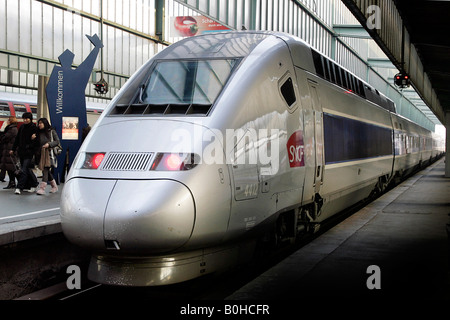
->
[0,97,37,129]
[0,92,104,131]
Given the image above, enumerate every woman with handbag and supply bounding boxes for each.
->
[0,116,18,189]
[35,118,60,195]
[10,112,39,194]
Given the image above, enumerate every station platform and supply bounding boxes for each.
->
[227,158,450,301]
[0,176,62,246]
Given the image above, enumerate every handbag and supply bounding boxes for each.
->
[53,144,63,156]
[50,151,58,168]
[49,130,61,168]
[50,130,63,156]
[10,154,22,176]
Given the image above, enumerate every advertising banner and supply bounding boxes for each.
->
[170,16,230,37]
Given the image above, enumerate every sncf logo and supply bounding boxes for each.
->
[287,130,305,168]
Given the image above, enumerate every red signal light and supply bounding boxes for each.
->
[166,154,183,170]
[150,153,200,171]
[80,152,106,169]
[92,153,105,169]
[94,78,109,94]
[394,72,410,88]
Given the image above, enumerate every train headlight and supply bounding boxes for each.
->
[80,152,106,169]
[150,153,200,171]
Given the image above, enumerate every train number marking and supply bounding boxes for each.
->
[244,183,258,197]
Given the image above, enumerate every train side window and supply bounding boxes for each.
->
[334,65,342,87]
[342,71,349,89]
[0,103,10,117]
[312,50,324,78]
[329,61,336,83]
[386,99,395,112]
[30,105,37,119]
[323,58,330,81]
[349,75,356,92]
[14,104,27,119]
[347,74,352,91]
[357,80,365,98]
[280,77,296,108]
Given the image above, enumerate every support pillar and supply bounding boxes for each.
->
[37,75,49,121]
[155,0,165,41]
[249,0,257,30]
[445,111,450,177]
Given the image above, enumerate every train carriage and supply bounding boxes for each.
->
[0,98,37,130]
[0,92,104,130]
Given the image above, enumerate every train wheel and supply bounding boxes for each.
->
[275,211,296,246]
[371,175,389,197]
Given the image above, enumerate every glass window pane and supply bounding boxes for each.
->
[280,77,296,107]
[14,104,27,118]
[0,103,11,117]
[141,59,238,105]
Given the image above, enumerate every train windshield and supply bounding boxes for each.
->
[139,59,239,105]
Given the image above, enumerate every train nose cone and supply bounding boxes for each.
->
[104,180,195,253]
[61,179,195,254]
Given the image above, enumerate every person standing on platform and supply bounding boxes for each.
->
[0,116,18,189]
[0,130,4,182]
[9,112,39,195]
[82,123,91,143]
[35,118,60,195]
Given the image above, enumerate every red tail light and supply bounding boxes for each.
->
[166,154,183,170]
[151,153,199,171]
[92,153,105,169]
[81,152,106,169]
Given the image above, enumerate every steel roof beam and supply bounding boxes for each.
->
[341,0,445,125]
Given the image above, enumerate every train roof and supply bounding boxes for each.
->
[156,31,274,60]
[157,31,308,61]
[157,31,395,112]
[0,92,37,104]
[0,91,106,112]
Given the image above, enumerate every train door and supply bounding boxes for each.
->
[226,130,262,235]
[307,81,324,194]
[230,130,259,201]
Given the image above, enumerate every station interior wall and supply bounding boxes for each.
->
[0,0,444,134]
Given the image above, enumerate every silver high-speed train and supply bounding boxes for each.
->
[61,31,444,286]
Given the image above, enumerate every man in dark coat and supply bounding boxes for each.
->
[0,131,4,181]
[10,112,39,194]
[0,116,18,189]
